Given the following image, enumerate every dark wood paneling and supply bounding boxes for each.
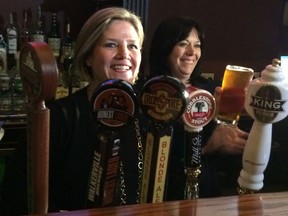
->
[146,0,286,79]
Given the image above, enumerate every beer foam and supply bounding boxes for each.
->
[226,65,254,73]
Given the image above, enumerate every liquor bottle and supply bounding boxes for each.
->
[0,34,8,75]
[47,13,61,61]
[60,17,74,95]
[6,12,18,71]
[60,18,73,64]
[20,10,31,48]
[32,6,46,42]
[6,12,18,56]
[0,34,10,112]
[27,7,33,33]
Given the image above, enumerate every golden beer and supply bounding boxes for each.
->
[216,65,254,125]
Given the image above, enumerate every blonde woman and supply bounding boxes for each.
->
[1,7,144,214]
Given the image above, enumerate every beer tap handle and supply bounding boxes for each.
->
[139,75,188,203]
[182,87,216,199]
[19,42,58,214]
[238,59,288,193]
[237,122,272,194]
[87,79,138,207]
[184,127,202,199]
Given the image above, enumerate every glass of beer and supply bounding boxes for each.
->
[216,65,254,126]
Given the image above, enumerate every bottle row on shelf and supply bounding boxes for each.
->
[0,6,78,114]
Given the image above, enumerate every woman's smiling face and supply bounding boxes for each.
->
[168,28,201,86]
[86,20,142,85]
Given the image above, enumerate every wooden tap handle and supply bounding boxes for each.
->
[19,42,58,214]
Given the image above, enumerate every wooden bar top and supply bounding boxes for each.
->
[32,191,288,216]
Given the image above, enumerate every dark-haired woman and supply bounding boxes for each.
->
[146,17,249,200]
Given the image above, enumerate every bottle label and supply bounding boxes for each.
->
[32,34,45,42]
[62,46,73,58]
[0,74,9,91]
[0,48,7,74]
[60,46,73,63]
[7,29,17,54]
[48,38,61,57]
[15,75,23,92]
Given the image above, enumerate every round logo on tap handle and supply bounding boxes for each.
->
[139,75,188,126]
[182,86,216,130]
[91,79,138,128]
[19,42,58,103]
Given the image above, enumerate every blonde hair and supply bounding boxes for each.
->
[74,7,144,82]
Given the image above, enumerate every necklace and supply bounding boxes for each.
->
[119,118,144,205]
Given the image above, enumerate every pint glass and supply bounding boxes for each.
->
[216,65,254,125]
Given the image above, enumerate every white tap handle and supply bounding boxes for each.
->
[238,59,288,193]
[238,122,272,191]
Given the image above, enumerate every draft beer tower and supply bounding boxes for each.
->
[238,59,288,194]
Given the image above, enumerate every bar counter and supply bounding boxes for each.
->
[33,191,288,216]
